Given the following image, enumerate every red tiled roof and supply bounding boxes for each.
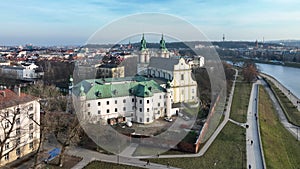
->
[0,89,37,110]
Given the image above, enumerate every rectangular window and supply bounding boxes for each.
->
[107,109,110,113]
[4,153,9,161]
[16,138,21,145]
[98,110,101,114]
[123,99,126,103]
[192,89,195,93]
[132,98,135,102]
[87,103,90,107]
[5,122,9,129]
[29,142,33,149]
[159,95,162,99]
[16,148,20,156]
[147,118,149,122]
[139,118,142,123]
[87,112,90,116]
[16,118,20,125]
[29,123,33,130]
[107,101,109,105]
[16,108,20,114]
[29,133,33,140]
[139,100,142,104]
[147,108,150,112]
[147,100,150,104]
[98,102,101,106]
[158,103,160,107]
[139,108,142,112]
[115,108,118,112]
[123,107,126,111]
[5,142,9,150]
[115,100,117,104]
[181,74,184,80]
[29,114,34,120]
[16,128,21,135]
[4,111,9,117]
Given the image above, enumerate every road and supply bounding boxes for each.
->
[246,81,265,169]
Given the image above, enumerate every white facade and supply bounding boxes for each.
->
[0,89,40,166]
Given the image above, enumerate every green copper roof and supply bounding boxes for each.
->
[160,34,168,51]
[73,76,166,99]
[140,33,147,50]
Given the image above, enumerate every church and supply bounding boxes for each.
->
[72,34,202,125]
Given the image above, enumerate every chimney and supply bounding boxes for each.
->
[14,85,21,97]
[0,91,6,97]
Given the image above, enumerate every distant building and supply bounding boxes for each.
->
[0,63,43,81]
[97,64,125,78]
[0,88,40,166]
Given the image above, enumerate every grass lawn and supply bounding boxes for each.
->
[266,79,300,126]
[83,161,144,169]
[258,86,300,169]
[229,81,252,123]
[148,122,246,169]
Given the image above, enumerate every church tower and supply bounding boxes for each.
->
[158,34,169,58]
[139,34,150,63]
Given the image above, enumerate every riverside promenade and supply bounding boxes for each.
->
[260,73,300,112]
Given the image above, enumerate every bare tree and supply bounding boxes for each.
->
[47,112,81,167]
[242,61,258,82]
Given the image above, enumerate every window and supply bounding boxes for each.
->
[16,148,20,156]
[4,153,9,161]
[16,138,21,145]
[16,108,20,114]
[139,100,142,104]
[16,128,21,135]
[87,112,90,116]
[5,142,9,150]
[147,100,149,104]
[115,100,117,104]
[147,118,149,122]
[28,104,33,111]
[147,108,150,112]
[192,89,195,93]
[29,142,33,149]
[132,106,135,110]
[98,110,101,114]
[107,101,109,105]
[98,102,101,106]
[29,114,34,120]
[115,108,118,112]
[123,99,126,103]
[107,109,110,113]
[29,133,33,140]
[16,118,20,125]
[181,74,184,80]
[158,103,160,107]
[139,118,142,123]
[5,122,9,129]
[123,107,126,111]
[132,98,135,102]
[159,95,162,99]
[139,108,142,112]
[4,111,9,117]
[87,103,90,107]
[29,123,33,130]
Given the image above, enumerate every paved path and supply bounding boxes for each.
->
[260,73,300,111]
[260,77,300,141]
[69,146,180,169]
[246,81,265,169]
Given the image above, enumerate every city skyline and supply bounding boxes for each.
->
[1,0,300,45]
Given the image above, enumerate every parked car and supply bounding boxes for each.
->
[126,121,132,127]
[164,117,173,122]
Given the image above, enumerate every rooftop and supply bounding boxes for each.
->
[0,89,37,110]
[73,76,167,99]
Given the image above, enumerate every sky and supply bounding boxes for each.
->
[1,0,300,46]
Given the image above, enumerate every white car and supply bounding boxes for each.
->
[126,121,132,127]
[164,117,173,122]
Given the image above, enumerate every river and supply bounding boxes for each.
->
[256,63,300,98]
